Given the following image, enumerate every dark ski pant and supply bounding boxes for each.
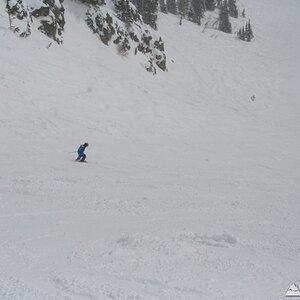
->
[76,154,86,162]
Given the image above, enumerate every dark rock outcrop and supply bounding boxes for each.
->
[86,4,167,72]
[7,0,65,44]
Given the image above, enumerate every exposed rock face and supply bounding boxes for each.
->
[86,8,121,46]
[7,0,65,43]
[32,0,65,44]
[6,0,31,37]
[5,0,167,72]
[86,4,167,73]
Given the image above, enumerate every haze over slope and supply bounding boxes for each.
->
[0,0,300,299]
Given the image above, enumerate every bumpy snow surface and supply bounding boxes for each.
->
[0,0,300,299]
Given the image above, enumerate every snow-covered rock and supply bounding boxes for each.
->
[86,2,167,73]
[7,0,65,43]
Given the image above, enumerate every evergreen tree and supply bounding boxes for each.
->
[237,26,244,40]
[166,0,177,15]
[117,37,131,55]
[189,0,204,25]
[218,0,231,33]
[135,0,158,29]
[241,8,245,17]
[205,0,215,11]
[115,0,125,15]
[80,0,105,5]
[249,20,253,37]
[178,0,188,24]
[228,0,238,18]
[159,0,168,13]
[246,19,253,41]
[237,20,254,42]
[244,22,249,38]
[144,0,158,29]
[115,0,132,23]
[237,27,241,38]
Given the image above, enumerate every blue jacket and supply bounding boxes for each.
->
[77,145,86,156]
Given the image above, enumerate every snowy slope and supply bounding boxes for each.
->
[0,0,300,299]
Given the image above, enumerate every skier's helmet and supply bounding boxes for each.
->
[84,142,89,147]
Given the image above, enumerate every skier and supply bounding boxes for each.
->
[76,142,88,162]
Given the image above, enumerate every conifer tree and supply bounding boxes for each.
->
[189,0,204,25]
[246,19,253,41]
[205,0,215,11]
[178,0,188,24]
[237,26,244,40]
[237,20,254,42]
[117,37,131,55]
[166,0,177,15]
[244,22,249,37]
[80,0,104,5]
[159,0,168,13]
[145,0,158,29]
[241,8,245,17]
[115,0,124,15]
[135,0,158,29]
[248,20,253,37]
[228,0,238,18]
[115,0,133,23]
[218,0,231,33]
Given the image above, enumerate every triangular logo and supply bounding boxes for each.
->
[286,283,300,297]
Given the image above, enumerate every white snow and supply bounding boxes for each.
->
[0,0,300,299]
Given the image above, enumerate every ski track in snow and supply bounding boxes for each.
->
[0,0,300,299]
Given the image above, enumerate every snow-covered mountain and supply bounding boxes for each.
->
[0,0,300,299]
[5,0,168,73]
